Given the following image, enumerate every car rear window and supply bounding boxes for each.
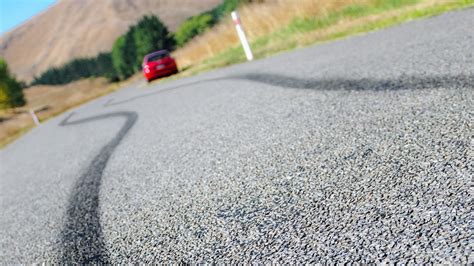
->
[147,52,169,62]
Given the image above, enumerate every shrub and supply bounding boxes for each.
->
[174,13,214,47]
[210,0,241,21]
[0,58,26,109]
[174,0,257,47]
[32,53,117,85]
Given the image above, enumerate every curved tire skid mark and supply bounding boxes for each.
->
[58,111,138,264]
[235,73,474,91]
[104,73,473,107]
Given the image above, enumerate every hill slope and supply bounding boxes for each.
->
[0,0,221,82]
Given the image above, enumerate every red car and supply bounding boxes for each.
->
[142,50,178,82]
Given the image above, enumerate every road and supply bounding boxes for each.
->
[1,9,473,264]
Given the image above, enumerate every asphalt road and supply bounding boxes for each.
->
[1,9,473,264]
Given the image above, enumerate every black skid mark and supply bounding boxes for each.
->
[104,73,473,107]
[58,111,138,264]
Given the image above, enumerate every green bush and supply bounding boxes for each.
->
[0,58,26,109]
[112,33,137,80]
[210,0,241,21]
[174,13,213,47]
[32,53,117,85]
[174,0,256,47]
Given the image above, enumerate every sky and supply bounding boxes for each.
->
[0,0,56,35]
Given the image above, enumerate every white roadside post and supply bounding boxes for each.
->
[231,11,253,61]
[29,109,40,126]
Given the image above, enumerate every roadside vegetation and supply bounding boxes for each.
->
[174,0,258,47]
[0,58,25,109]
[174,0,474,73]
[0,78,127,148]
[31,53,117,85]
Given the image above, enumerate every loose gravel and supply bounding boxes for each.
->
[1,8,473,264]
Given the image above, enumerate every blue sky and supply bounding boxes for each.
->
[0,0,56,35]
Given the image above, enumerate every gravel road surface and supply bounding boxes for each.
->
[1,9,473,264]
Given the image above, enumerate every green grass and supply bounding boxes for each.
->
[179,0,473,75]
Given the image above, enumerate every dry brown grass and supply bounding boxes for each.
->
[294,0,447,45]
[0,78,121,148]
[173,0,371,68]
[173,0,469,69]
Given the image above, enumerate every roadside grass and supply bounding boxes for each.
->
[173,0,473,74]
[0,78,125,148]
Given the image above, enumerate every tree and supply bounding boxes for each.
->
[0,58,26,109]
[111,15,175,80]
[112,28,138,80]
[96,53,118,81]
[111,36,127,80]
[133,15,175,68]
